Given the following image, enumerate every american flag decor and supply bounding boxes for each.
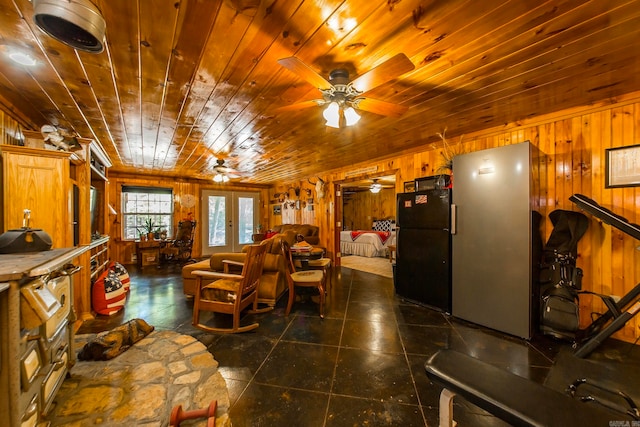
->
[415,194,428,204]
[92,269,127,315]
[110,261,131,292]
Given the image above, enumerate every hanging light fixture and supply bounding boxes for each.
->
[323,102,340,128]
[323,102,360,128]
[213,173,229,183]
[370,179,382,193]
[344,107,361,126]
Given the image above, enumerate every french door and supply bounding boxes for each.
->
[201,190,260,255]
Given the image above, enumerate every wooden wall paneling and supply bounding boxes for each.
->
[609,107,628,336]
[555,118,572,211]
[633,106,640,339]
[595,110,615,328]
[589,111,605,317]
[619,104,637,339]
[572,115,593,325]
[342,189,396,231]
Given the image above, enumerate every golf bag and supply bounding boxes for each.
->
[539,209,589,340]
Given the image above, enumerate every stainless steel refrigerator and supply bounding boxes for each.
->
[451,141,542,339]
[396,188,451,312]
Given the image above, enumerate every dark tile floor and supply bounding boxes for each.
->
[78,262,640,426]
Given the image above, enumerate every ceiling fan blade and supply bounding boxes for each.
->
[278,57,334,91]
[354,97,409,117]
[273,99,324,113]
[216,164,244,174]
[350,53,415,94]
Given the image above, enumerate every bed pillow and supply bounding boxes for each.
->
[373,220,394,232]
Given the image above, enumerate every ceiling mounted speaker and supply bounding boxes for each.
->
[32,0,106,53]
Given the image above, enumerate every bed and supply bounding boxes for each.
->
[340,230,396,258]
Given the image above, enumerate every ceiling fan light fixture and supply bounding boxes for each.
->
[323,102,340,128]
[213,173,229,183]
[344,107,361,126]
[33,0,106,53]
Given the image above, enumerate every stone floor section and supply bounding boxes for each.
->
[44,330,231,427]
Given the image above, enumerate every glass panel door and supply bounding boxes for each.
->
[201,190,259,255]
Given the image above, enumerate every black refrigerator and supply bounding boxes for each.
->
[396,189,452,312]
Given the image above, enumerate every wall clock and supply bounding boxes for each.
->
[181,193,196,208]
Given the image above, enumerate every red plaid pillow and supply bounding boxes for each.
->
[265,230,278,239]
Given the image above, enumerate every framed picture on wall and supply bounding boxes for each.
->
[403,181,415,192]
[273,205,281,215]
[605,144,640,188]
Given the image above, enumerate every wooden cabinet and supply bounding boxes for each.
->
[0,140,112,326]
[0,145,72,248]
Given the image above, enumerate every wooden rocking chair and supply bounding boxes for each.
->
[192,243,270,333]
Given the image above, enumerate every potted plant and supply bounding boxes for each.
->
[138,218,159,240]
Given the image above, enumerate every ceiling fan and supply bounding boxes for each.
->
[212,159,241,182]
[276,53,415,127]
[370,178,395,193]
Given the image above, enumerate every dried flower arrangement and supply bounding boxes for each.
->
[435,128,466,175]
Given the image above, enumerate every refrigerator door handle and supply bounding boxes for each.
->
[451,204,457,235]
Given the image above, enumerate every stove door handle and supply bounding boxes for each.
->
[52,358,66,370]
[61,264,82,275]
[23,396,38,420]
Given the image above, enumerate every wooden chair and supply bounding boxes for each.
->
[306,256,332,292]
[191,243,270,333]
[281,240,326,318]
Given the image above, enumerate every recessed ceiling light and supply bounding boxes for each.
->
[8,51,37,66]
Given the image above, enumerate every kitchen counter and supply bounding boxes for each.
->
[0,247,89,281]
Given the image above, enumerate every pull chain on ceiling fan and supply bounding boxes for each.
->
[276,53,415,128]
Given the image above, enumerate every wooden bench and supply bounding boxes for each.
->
[424,349,622,427]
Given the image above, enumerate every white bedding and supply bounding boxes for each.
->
[340,230,396,258]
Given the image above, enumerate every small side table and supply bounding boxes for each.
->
[388,245,396,263]
[137,240,161,267]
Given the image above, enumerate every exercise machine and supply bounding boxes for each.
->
[569,194,640,358]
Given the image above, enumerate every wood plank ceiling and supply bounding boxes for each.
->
[0,0,639,184]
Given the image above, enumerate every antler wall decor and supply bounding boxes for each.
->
[289,186,301,198]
